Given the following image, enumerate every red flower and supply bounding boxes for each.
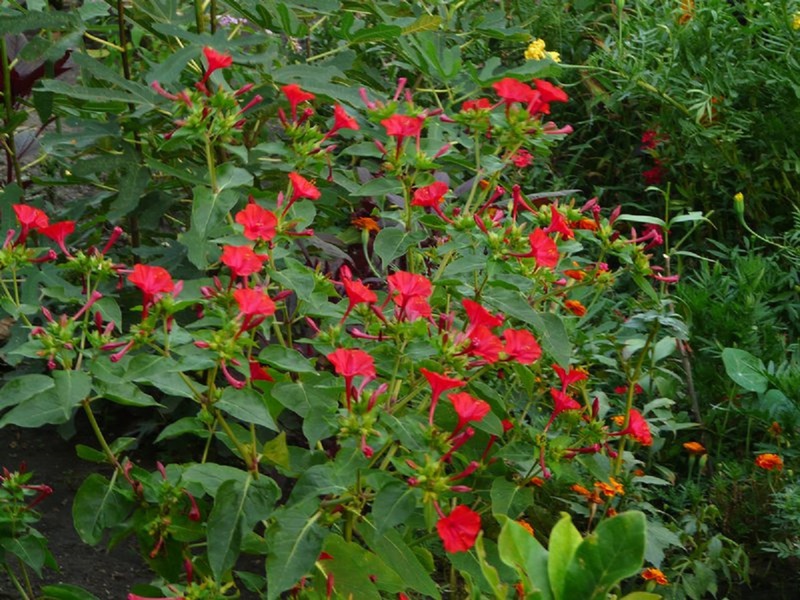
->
[545,388,581,430]
[340,272,378,323]
[281,83,315,121]
[614,409,653,446]
[128,264,175,317]
[387,271,432,315]
[643,160,666,185]
[412,181,449,208]
[221,245,268,278]
[327,348,377,410]
[197,47,233,93]
[381,114,424,138]
[544,204,574,240]
[39,220,76,256]
[461,98,492,112]
[532,79,568,114]
[13,204,49,231]
[450,391,491,433]
[436,505,481,553]
[466,325,504,364]
[249,360,274,382]
[552,363,588,391]
[492,78,537,106]
[502,329,542,365]
[755,453,783,471]
[235,202,277,242]
[511,149,533,168]
[511,228,559,269]
[288,172,321,202]
[463,299,504,332]
[233,287,276,318]
[420,368,467,425]
[327,104,359,137]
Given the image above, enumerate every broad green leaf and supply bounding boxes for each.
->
[72,473,133,545]
[0,370,90,428]
[266,500,325,600]
[562,511,647,600]
[474,534,508,599]
[190,187,238,240]
[498,518,552,600]
[0,374,54,410]
[181,464,248,497]
[490,478,533,518]
[262,432,290,469]
[402,15,442,35]
[217,387,278,431]
[208,478,248,581]
[548,513,582,600]
[616,214,666,227]
[619,594,662,600]
[358,523,441,599]
[321,534,405,598]
[216,164,254,191]
[349,24,403,44]
[259,345,317,374]
[37,81,145,106]
[372,481,418,534]
[0,535,48,576]
[722,347,769,393]
[271,257,316,302]
[374,228,426,267]
[0,11,80,35]
[95,381,160,408]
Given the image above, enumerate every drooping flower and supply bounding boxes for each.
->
[545,388,581,431]
[641,568,669,586]
[326,104,359,138]
[235,202,278,242]
[436,504,481,553]
[327,348,377,410]
[552,363,588,391]
[449,391,491,434]
[544,204,574,240]
[39,220,76,257]
[510,228,559,269]
[281,83,315,121]
[502,329,542,365]
[420,368,467,425]
[755,453,783,471]
[340,270,378,323]
[221,245,268,278]
[613,409,653,446]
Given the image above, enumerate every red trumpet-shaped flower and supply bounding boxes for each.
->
[284,172,321,215]
[12,204,48,244]
[492,77,537,106]
[436,504,482,553]
[281,83,315,121]
[327,348,377,411]
[233,287,275,332]
[412,181,452,222]
[532,79,569,115]
[221,245,268,278]
[612,409,653,446]
[235,201,277,242]
[510,228,559,269]
[196,47,233,94]
[462,298,503,333]
[39,220,76,257]
[545,388,581,431]
[387,271,432,319]
[339,268,378,324]
[552,363,588,391]
[128,264,175,318]
[420,368,467,425]
[325,104,359,138]
[450,391,491,434]
[544,204,574,240]
[502,329,542,365]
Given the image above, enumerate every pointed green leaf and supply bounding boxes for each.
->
[217,387,278,431]
[722,347,769,393]
[72,474,133,545]
[548,513,582,600]
[498,518,552,600]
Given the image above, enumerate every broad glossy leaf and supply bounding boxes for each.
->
[217,387,278,431]
[722,347,768,393]
[548,513,582,600]
[72,473,133,545]
[498,518,552,600]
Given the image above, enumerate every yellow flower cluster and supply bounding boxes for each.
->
[793,12,800,30]
[525,39,560,63]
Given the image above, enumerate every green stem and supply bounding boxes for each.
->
[4,563,31,600]
[83,399,123,473]
[194,0,205,33]
[214,409,258,477]
[210,0,217,33]
[0,36,21,184]
[205,134,218,193]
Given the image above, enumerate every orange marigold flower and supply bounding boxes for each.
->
[683,441,706,455]
[564,299,587,317]
[529,476,544,487]
[563,269,586,281]
[606,507,618,517]
[352,216,381,233]
[611,415,626,427]
[755,453,783,471]
[594,477,624,498]
[633,469,645,477]
[516,520,535,536]
[641,567,668,585]
[769,422,782,436]
[573,217,599,231]
[571,484,602,504]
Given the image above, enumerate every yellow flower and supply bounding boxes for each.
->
[525,39,561,63]
[792,12,800,30]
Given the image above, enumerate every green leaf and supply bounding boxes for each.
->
[181,464,248,497]
[373,228,426,267]
[548,513,582,600]
[0,11,80,35]
[619,593,662,600]
[498,518,552,600]
[271,257,316,302]
[266,500,325,600]
[190,186,239,241]
[402,15,443,35]
[474,534,508,599]
[262,432,290,469]
[95,381,160,407]
[349,24,403,44]
[217,387,279,431]
[321,534,405,598]
[490,478,533,518]
[0,370,90,428]
[37,81,146,106]
[216,164,254,191]
[722,348,769,393]
[0,535,48,576]
[259,345,317,374]
[207,486,242,579]
[372,481,418,534]
[358,523,441,599]
[40,584,100,600]
[0,374,54,410]
[562,511,647,600]
[72,473,133,545]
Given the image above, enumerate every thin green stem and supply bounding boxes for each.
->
[214,408,258,477]
[204,134,218,193]
[83,399,123,473]
[0,36,21,184]
[4,563,31,600]
[194,0,205,33]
